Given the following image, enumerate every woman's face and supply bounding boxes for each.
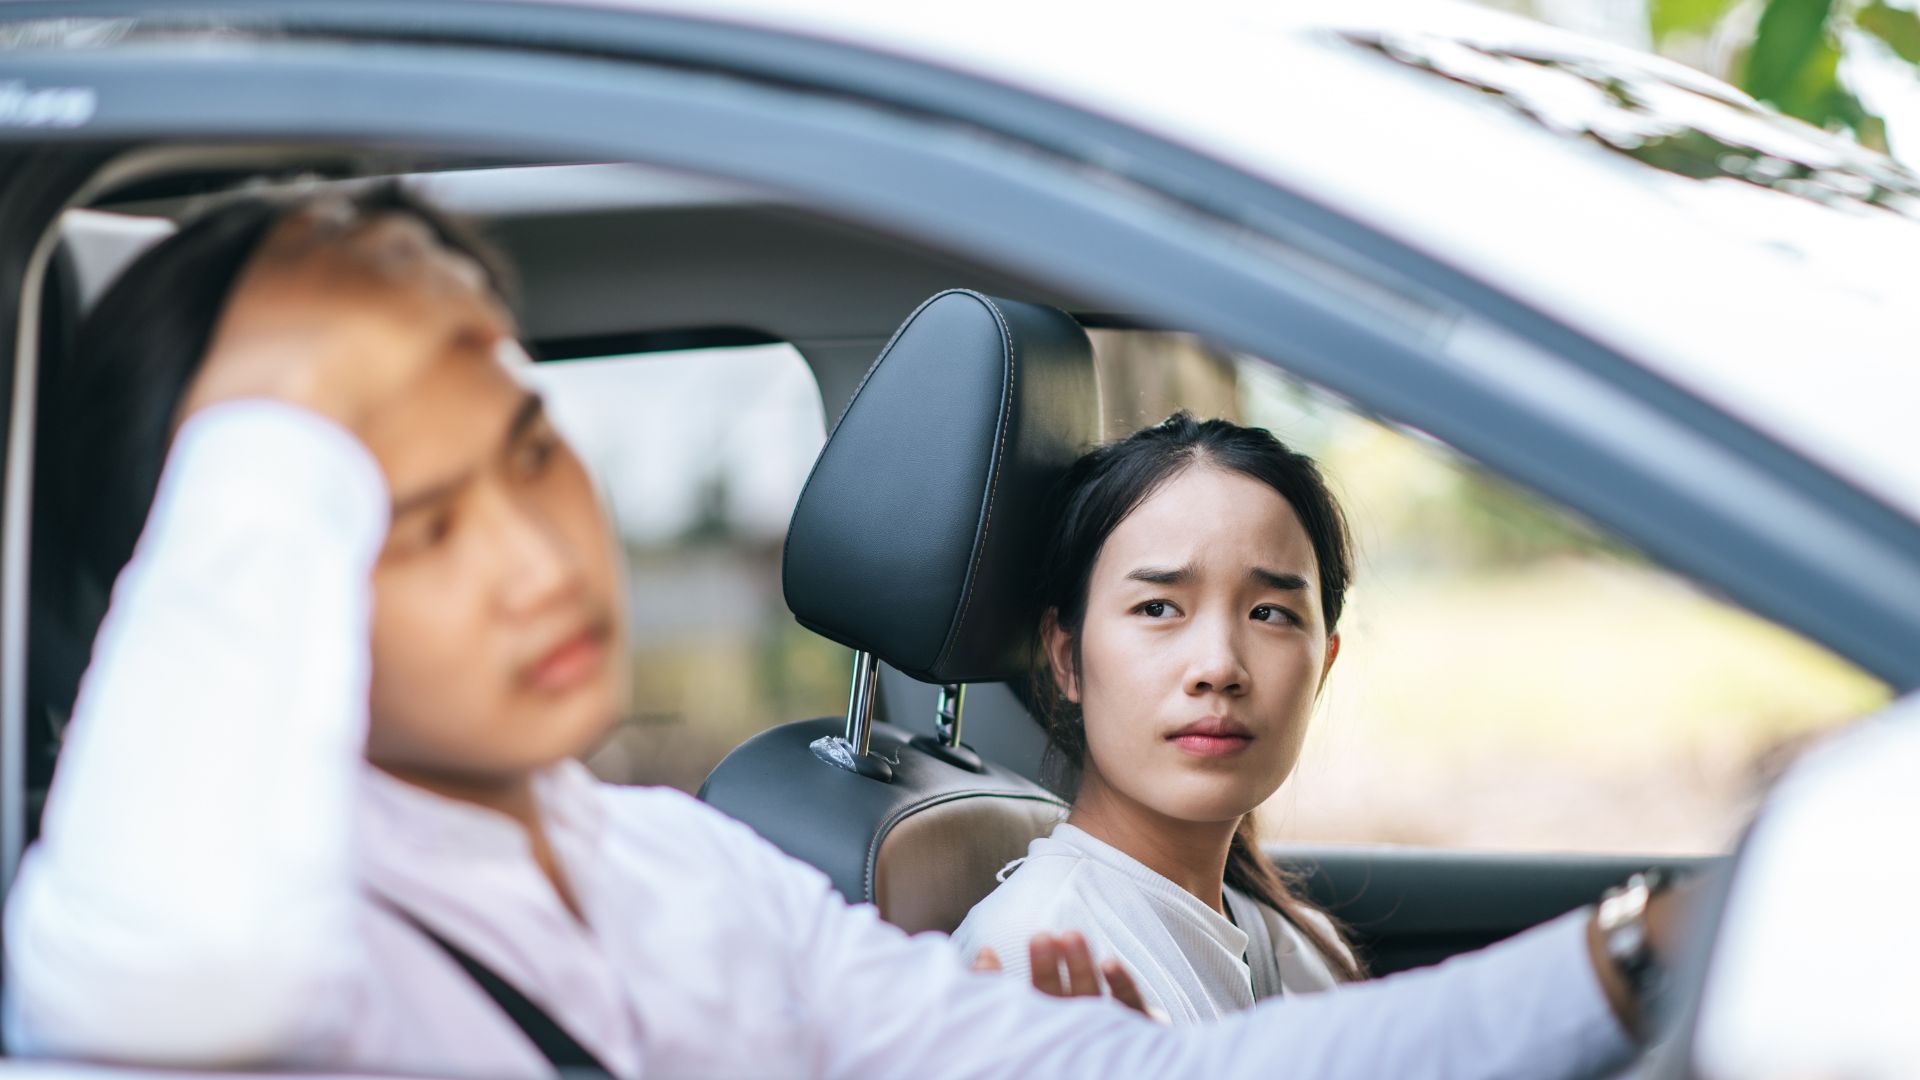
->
[1047,463,1338,826]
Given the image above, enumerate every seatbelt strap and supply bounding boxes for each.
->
[378,900,616,1078]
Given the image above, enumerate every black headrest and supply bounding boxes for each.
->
[784,290,1099,684]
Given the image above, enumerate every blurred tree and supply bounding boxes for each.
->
[1087,329,1240,439]
[1649,0,1920,152]
[1446,470,1635,566]
[676,469,735,545]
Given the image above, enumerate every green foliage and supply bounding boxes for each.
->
[1746,0,1836,105]
[676,470,734,544]
[1446,472,1633,566]
[1860,0,1920,64]
[756,616,852,724]
[1651,0,1742,41]
[1648,0,1911,153]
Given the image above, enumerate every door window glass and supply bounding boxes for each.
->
[525,344,852,790]
[1090,329,1889,855]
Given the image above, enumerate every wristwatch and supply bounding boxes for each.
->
[1596,869,1672,1021]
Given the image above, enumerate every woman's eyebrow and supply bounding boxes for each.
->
[1251,567,1310,591]
[1126,564,1193,585]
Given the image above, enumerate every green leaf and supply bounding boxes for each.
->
[1650,0,1742,42]
[1859,0,1920,66]
[1855,113,1892,153]
[1778,34,1844,124]
[1825,79,1893,150]
[1745,0,1837,109]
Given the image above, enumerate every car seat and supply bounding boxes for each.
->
[699,288,1100,934]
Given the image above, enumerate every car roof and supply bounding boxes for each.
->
[474,0,1920,522]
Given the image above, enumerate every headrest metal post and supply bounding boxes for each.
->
[846,650,880,754]
[911,683,983,773]
[808,651,894,781]
[936,683,965,749]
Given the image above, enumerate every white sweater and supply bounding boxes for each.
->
[954,823,1351,1024]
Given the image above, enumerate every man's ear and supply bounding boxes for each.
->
[1317,631,1341,693]
[1041,608,1081,704]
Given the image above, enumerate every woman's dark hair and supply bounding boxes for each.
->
[28,183,510,760]
[1030,412,1364,982]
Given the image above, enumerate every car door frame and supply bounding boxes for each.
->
[1,2,1916,909]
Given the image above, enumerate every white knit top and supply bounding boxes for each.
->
[952,823,1350,1025]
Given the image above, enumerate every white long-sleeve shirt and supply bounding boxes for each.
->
[954,822,1354,1023]
[5,402,1638,1080]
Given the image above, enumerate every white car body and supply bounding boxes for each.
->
[0,1,1914,1076]
[535,0,1920,524]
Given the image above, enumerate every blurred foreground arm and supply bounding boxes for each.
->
[5,403,388,1063]
[692,801,1641,1080]
[5,203,506,1065]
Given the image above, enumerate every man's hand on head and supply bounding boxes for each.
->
[179,197,514,437]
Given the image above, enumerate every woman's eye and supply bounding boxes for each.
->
[1138,600,1174,619]
[1251,604,1299,626]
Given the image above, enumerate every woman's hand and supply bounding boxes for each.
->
[178,196,512,437]
[972,932,1152,1018]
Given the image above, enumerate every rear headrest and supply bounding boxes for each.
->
[784,290,1098,684]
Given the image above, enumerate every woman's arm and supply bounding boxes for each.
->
[4,403,387,1064]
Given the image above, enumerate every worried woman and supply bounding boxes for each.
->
[957,416,1684,1049]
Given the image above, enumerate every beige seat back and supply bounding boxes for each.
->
[873,795,1064,935]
